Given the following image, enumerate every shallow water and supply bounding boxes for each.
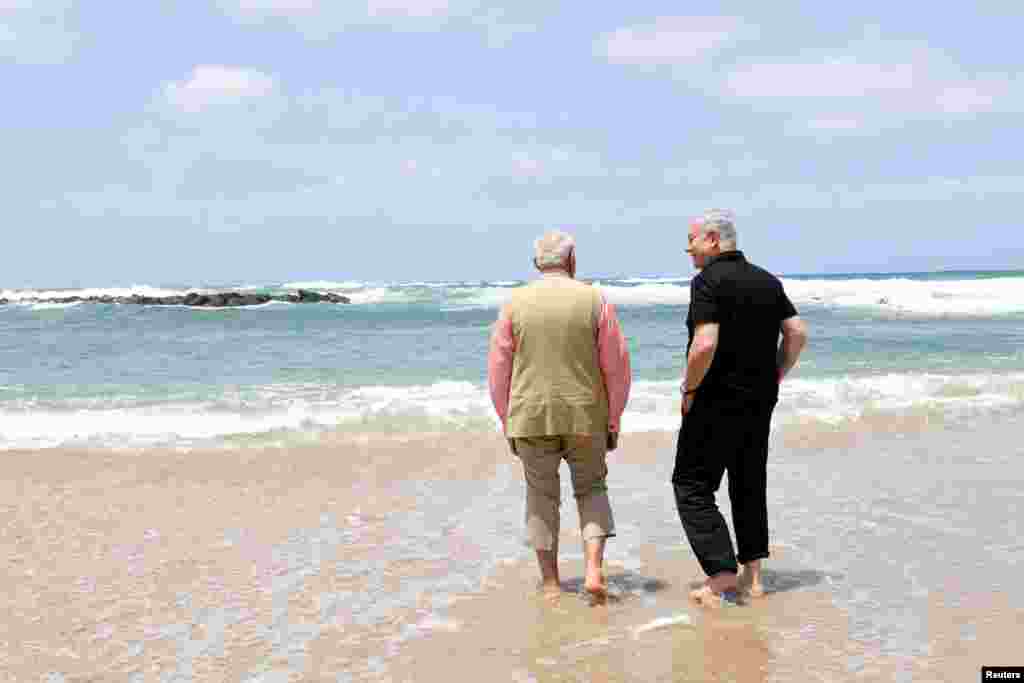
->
[5,413,1021,680]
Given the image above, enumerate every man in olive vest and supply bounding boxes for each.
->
[488,231,631,601]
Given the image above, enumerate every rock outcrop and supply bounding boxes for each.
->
[0,290,351,307]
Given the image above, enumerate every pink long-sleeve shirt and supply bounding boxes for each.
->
[487,289,631,434]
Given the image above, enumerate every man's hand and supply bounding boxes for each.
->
[606,431,619,451]
[682,393,694,417]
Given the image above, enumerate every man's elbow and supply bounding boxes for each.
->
[783,319,809,346]
[793,321,809,345]
[692,338,718,357]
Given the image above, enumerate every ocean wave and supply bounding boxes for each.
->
[0,381,497,449]
[281,280,368,291]
[2,373,1022,450]
[343,287,435,305]
[595,282,692,307]
[592,276,1024,316]
[781,277,1024,316]
[26,301,84,310]
[4,274,1023,317]
[615,276,690,285]
[0,285,201,302]
[443,286,516,309]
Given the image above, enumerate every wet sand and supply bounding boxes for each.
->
[1,421,1022,681]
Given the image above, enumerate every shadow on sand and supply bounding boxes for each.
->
[760,568,837,594]
[561,571,670,603]
[687,568,839,597]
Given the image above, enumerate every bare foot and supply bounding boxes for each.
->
[690,573,738,608]
[584,569,608,604]
[540,581,563,604]
[738,572,765,598]
[689,584,726,607]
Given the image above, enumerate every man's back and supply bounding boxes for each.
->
[687,251,797,400]
[505,275,608,437]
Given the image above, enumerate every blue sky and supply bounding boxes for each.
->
[2,1,1022,286]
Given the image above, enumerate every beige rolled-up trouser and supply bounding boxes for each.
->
[511,433,615,551]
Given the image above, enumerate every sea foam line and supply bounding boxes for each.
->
[1,372,1023,449]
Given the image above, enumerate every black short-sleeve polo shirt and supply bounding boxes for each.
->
[686,251,798,400]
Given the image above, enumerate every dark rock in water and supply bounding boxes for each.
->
[7,289,350,308]
[277,289,351,305]
[238,294,272,306]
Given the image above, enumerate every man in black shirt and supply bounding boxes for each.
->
[675,209,808,607]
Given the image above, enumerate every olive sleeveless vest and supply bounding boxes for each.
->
[505,275,609,437]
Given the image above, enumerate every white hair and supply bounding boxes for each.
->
[533,231,576,269]
[696,208,738,247]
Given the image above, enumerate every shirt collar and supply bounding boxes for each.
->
[539,270,572,279]
[703,250,745,269]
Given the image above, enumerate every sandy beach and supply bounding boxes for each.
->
[2,422,1022,681]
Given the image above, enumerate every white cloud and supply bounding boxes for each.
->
[726,59,917,98]
[218,0,515,37]
[368,0,451,18]
[598,16,753,64]
[232,0,320,14]
[164,65,277,113]
[934,78,1011,114]
[722,44,1021,121]
[225,0,452,18]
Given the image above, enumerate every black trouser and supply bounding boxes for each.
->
[672,393,776,578]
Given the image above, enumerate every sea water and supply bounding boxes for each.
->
[2,270,1023,449]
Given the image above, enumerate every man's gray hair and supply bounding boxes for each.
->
[696,208,738,246]
[534,230,576,268]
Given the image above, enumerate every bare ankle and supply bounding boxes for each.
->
[707,571,738,594]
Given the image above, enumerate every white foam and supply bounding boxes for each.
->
[344,287,429,305]
[781,277,1024,316]
[0,381,500,450]
[392,281,438,288]
[621,372,1024,433]
[0,285,199,301]
[631,614,693,637]
[592,275,1024,315]
[595,282,692,306]
[27,302,82,310]
[614,276,691,285]
[776,372,1024,423]
[5,370,1023,450]
[444,286,517,309]
[6,275,1020,317]
[282,280,367,291]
